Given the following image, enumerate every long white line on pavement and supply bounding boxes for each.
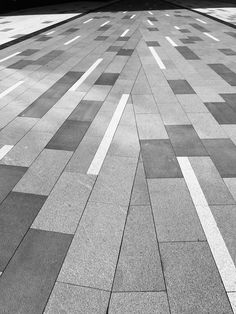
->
[64,35,80,45]
[69,58,103,91]
[0,145,13,160]
[165,36,178,47]
[100,21,110,26]
[147,20,154,26]
[204,32,220,41]
[121,29,129,37]
[228,293,236,313]
[178,157,236,304]
[83,18,93,24]
[87,94,129,175]
[174,26,180,30]
[46,31,55,35]
[196,18,207,24]
[148,11,153,15]
[149,47,166,69]
[165,13,170,16]
[130,14,136,19]
[0,52,21,63]
[0,80,24,99]
[123,11,127,13]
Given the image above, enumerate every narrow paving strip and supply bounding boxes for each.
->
[0,0,235,313]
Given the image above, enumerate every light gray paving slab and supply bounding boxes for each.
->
[113,205,165,292]
[157,101,190,125]
[58,201,127,291]
[224,178,236,202]
[14,149,72,195]
[32,172,95,234]
[130,161,150,206]
[148,178,205,242]
[177,94,208,113]
[109,292,170,314]
[45,282,109,314]
[132,68,152,95]
[136,114,168,139]
[222,124,236,146]
[132,94,158,114]
[160,242,233,314]
[189,157,235,205]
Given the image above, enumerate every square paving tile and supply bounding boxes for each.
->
[95,73,119,86]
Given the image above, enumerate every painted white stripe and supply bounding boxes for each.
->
[228,293,236,313]
[149,47,166,70]
[147,20,154,26]
[87,94,129,175]
[46,31,55,35]
[83,18,93,24]
[165,14,170,16]
[165,36,178,47]
[148,11,153,15]
[100,21,110,27]
[0,145,13,160]
[130,14,136,19]
[121,29,129,37]
[123,11,127,13]
[196,18,207,24]
[69,58,103,91]
[0,52,21,63]
[174,26,180,30]
[204,32,220,41]
[177,157,236,297]
[64,35,80,46]
[0,81,24,99]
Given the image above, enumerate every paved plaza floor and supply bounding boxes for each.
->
[0,0,236,312]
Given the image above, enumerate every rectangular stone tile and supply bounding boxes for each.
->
[166,125,207,156]
[0,165,27,204]
[84,85,111,101]
[177,94,208,113]
[202,139,236,177]
[0,192,46,271]
[218,49,236,56]
[160,242,233,314]
[140,139,182,178]
[157,101,190,125]
[34,50,63,65]
[146,41,160,47]
[19,49,39,56]
[68,100,103,122]
[148,178,205,241]
[168,80,195,94]
[132,94,157,113]
[148,27,159,31]
[19,71,84,118]
[107,46,122,52]
[113,205,165,292]
[44,283,109,314]
[190,156,235,205]
[205,102,236,124]
[190,23,208,32]
[208,64,236,86]
[117,49,134,56]
[58,201,127,290]
[130,161,149,206]
[14,149,72,195]
[46,120,90,151]
[95,36,108,41]
[136,114,168,139]
[89,155,137,206]
[187,113,227,139]
[0,229,72,314]
[224,178,236,202]
[95,73,119,86]
[176,46,200,60]
[109,292,170,314]
[8,60,32,69]
[220,93,236,111]
[32,172,94,234]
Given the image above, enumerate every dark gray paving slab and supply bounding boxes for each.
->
[140,140,183,178]
[218,49,236,56]
[166,125,207,156]
[205,102,236,124]
[148,178,205,241]
[117,36,130,41]
[0,192,46,271]
[146,41,160,46]
[220,93,236,111]
[95,36,108,41]
[113,205,165,292]
[190,23,208,32]
[8,60,32,69]
[19,49,39,56]
[46,120,90,151]
[35,35,51,41]
[117,49,134,56]
[107,46,122,52]
[208,64,236,86]
[202,139,236,177]
[168,80,195,94]
[0,165,27,204]
[130,161,150,205]
[148,27,159,31]
[225,32,236,39]
[95,73,119,85]
[61,27,79,35]
[34,50,63,66]
[179,29,191,33]
[176,46,200,60]
[20,71,84,118]
[0,229,72,314]
[68,100,103,122]
[160,242,233,314]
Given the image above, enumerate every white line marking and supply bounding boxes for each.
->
[178,157,236,298]
[228,293,236,313]
[147,20,154,26]
[204,32,220,41]
[100,21,110,27]
[0,81,24,99]
[46,31,55,35]
[148,11,153,15]
[196,18,207,24]
[0,52,21,63]
[87,94,129,175]
[130,14,136,19]
[69,58,103,91]
[165,14,170,16]
[149,47,166,69]
[174,26,180,30]
[121,29,129,37]
[64,35,80,45]
[165,36,178,47]
[83,18,93,24]
[123,11,127,13]
[0,145,13,160]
